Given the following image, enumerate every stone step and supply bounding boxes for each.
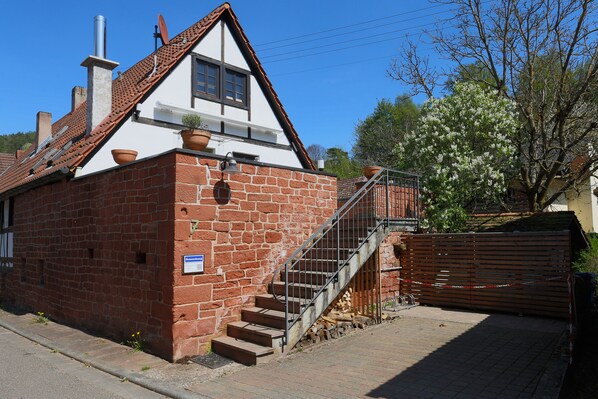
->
[269,281,326,299]
[241,307,289,329]
[227,321,284,348]
[291,259,340,273]
[211,336,274,366]
[283,270,332,286]
[255,293,304,313]
[300,247,352,260]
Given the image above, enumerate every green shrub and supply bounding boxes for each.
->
[573,234,598,274]
[181,114,204,129]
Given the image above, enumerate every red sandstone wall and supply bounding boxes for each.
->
[0,152,177,358]
[171,154,337,358]
[0,151,337,361]
[379,232,405,301]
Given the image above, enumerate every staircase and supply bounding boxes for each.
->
[212,168,420,365]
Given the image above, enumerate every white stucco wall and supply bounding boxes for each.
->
[567,176,598,233]
[78,18,303,176]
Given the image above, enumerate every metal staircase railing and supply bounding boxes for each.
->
[270,168,420,345]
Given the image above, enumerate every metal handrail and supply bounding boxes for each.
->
[270,168,420,345]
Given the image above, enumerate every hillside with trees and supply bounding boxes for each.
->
[0,131,34,153]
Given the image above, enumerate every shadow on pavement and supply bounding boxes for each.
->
[366,313,565,399]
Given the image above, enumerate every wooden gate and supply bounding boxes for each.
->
[400,232,571,318]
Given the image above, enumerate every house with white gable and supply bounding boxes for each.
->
[0,3,419,363]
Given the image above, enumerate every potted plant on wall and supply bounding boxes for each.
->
[362,157,382,178]
[180,114,211,151]
[111,149,138,165]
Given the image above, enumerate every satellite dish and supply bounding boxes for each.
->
[158,14,169,46]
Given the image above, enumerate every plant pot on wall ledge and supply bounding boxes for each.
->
[111,149,138,165]
[181,129,212,151]
[363,165,382,178]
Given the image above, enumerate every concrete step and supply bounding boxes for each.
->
[241,307,289,329]
[227,321,284,348]
[269,281,326,299]
[284,270,333,286]
[212,336,274,366]
[255,293,304,313]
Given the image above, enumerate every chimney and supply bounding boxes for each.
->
[81,15,119,134]
[35,112,52,149]
[71,86,87,111]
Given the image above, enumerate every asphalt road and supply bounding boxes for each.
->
[0,326,167,399]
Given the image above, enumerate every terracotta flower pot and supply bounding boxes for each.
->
[111,149,138,165]
[181,129,212,151]
[363,165,382,178]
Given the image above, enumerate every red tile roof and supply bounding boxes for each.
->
[0,153,15,174]
[0,3,313,197]
[337,176,366,200]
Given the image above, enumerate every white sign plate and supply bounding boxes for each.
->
[183,254,204,274]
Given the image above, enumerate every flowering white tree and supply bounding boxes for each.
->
[396,82,519,231]
[390,0,598,211]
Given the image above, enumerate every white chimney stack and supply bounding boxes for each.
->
[81,15,119,135]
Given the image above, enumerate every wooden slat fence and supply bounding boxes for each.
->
[349,248,382,321]
[400,232,571,318]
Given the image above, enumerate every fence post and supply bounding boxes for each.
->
[385,171,390,227]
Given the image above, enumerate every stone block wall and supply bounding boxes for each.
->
[171,153,337,358]
[379,232,404,301]
[0,150,337,361]
[0,152,177,358]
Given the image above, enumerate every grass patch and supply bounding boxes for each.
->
[33,312,49,325]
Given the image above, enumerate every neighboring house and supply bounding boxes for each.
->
[0,153,15,174]
[0,4,338,361]
[545,176,598,234]
[337,176,366,203]
[467,211,589,253]
[505,158,598,233]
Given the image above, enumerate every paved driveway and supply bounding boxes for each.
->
[190,307,566,399]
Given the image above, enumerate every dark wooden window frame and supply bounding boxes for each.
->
[224,69,247,105]
[192,54,250,111]
[194,58,220,100]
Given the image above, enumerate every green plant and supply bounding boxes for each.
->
[127,331,144,352]
[181,114,205,129]
[33,312,49,325]
[573,234,598,274]
[141,365,151,371]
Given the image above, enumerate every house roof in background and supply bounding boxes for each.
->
[0,153,15,174]
[467,211,589,252]
[337,176,366,200]
[0,2,313,198]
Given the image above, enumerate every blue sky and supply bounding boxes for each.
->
[0,1,451,152]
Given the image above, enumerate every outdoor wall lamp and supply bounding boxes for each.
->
[220,152,240,175]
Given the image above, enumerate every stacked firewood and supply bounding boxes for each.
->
[331,288,353,313]
[296,288,377,348]
[297,313,376,348]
